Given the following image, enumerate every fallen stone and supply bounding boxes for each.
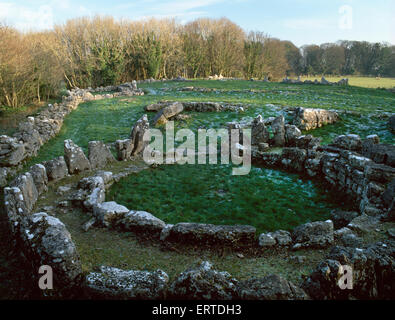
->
[347,214,380,233]
[339,233,363,248]
[82,218,96,232]
[152,102,184,126]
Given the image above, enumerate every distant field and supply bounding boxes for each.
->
[300,76,395,89]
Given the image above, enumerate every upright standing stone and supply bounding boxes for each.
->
[10,173,38,213]
[29,164,48,195]
[251,115,270,145]
[88,141,115,169]
[44,156,68,181]
[64,139,91,174]
[272,116,285,147]
[130,114,150,156]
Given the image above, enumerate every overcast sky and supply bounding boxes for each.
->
[0,0,394,47]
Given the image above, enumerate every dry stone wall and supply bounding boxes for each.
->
[0,84,144,186]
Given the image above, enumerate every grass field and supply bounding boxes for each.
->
[107,164,343,234]
[299,75,395,89]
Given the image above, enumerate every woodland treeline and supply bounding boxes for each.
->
[1,16,394,108]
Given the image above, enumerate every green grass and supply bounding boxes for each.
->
[300,75,395,89]
[107,164,343,233]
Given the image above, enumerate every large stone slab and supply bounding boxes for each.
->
[152,102,184,126]
[93,201,129,228]
[10,173,38,213]
[85,266,168,300]
[88,141,115,169]
[293,108,339,131]
[237,275,309,300]
[43,156,68,181]
[64,139,91,174]
[292,220,334,249]
[166,223,256,247]
[29,164,48,195]
[121,211,166,238]
[168,261,238,300]
[271,115,285,147]
[20,212,83,289]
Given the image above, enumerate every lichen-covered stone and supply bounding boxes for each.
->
[64,139,91,174]
[251,115,270,145]
[258,233,276,247]
[121,211,166,238]
[88,141,115,169]
[130,114,150,156]
[93,201,129,228]
[43,156,68,181]
[4,187,27,233]
[10,173,38,213]
[292,220,334,249]
[166,223,256,247]
[168,261,238,300]
[237,274,309,300]
[152,102,184,126]
[271,115,285,147]
[331,134,362,152]
[85,266,168,300]
[115,139,133,161]
[284,124,302,146]
[20,212,82,289]
[302,241,395,299]
[293,108,339,131]
[29,164,48,195]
